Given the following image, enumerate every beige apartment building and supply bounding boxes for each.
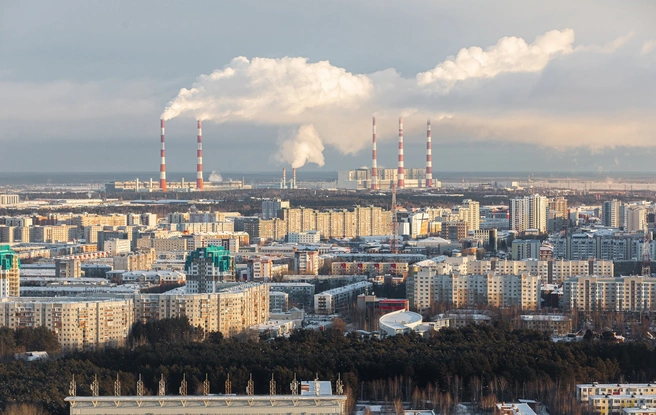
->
[563,276,656,312]
[0,298,133,351]
[409,270,541,311]
[419,256,613,285]
[134,283,269,338]
[113,248,157,271]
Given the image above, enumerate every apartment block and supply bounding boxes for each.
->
[0,245,19,298]
[314,281,372,314]
[563,276,656,312]
[331,262,409,277]
[185,246,234,293]
[113,248,157,271]
[409,269,541,311]
[0,298,133,351]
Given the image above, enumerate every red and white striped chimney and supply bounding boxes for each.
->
[426,120,433,188]
[397,117,405,189]
[196,120,204,190]
[371,116,378,191]
[282,168,287,189]
[160,119,167,192]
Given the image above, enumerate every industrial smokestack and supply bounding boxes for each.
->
[160,119,167,192]
[196,120,204,191]
[397,117,405,189]
[371,116,378,191]
[292,168,297,189]
[282,168,287,189]
[426,120,433,188]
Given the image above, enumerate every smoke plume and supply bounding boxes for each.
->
[274,125,325,168]
[160,28,643,167]
[417,29,575,90]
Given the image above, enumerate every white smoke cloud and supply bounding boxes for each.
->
[274,124,325,168]
[416,29,575,91]
[161,56,372,122]
[158,28,643,168]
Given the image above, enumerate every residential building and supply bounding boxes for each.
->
[185,246,234,293]
[331,262,409,277]
[113,248,157,272]
[510,194,548,233]
[0,298,133,351]
[55,258,82,278]
[262,198,290,220]
[563,276,656,312]
[409,269,541,311]
[294,250,319,275]
[288,230,321,244]
[602,199,623,228]
[314,281,372,314]
[0,245,19,298]
[270,291,289,312]
[520,314,572,335]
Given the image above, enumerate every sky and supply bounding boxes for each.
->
[0,0,655,174]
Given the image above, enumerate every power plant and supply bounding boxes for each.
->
[155,116,440,192]
[339,116,442,191]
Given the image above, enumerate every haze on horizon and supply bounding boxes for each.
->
[0,0,655,173]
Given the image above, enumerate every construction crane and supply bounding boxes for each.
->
[390,182,398,254]
[642,209,651,276]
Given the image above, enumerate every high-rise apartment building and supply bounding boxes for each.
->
[462,199,480,231]
[0,245,19,298]
[625,205,648,233]
[510,194,548,233]
[185,246,234,293]
[262,198,290,220]
[602,199,623,228]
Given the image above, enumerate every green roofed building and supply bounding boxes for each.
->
[0,245,20,297]
[184,246,234,293]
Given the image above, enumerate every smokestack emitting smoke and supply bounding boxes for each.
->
[397,117,405,189]
[292,168,297,189]
[196,120,204,191]
[371,116,378,191]
[160,119,167,192]
[426,120,433,188]
[282,168,287,189]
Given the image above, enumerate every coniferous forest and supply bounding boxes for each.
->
[1,319,655,414]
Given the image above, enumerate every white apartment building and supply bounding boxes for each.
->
[563,276,656,312]
[294,250,319,275]
[0,298,133,351]
[314,281,372,314]
[510,194,548,233]
[103,238,131,255]
[288,230,321,244]
[113,248,157,271]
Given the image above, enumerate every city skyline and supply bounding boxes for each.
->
[1,1,655,173]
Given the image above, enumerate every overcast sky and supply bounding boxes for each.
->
[0,0,655,174]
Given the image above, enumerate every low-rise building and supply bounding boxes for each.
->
[314,281,372,314]
[520,314,572,335]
